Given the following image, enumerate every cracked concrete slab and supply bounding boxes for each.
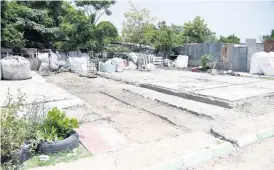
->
[210,114,274,147]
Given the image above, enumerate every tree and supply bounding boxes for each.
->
[75,0,115,24]
[261,29,274,41]
[54,2,95,51]
[1,1,61,49]
[218,34,240,44]
[205,32,218,43]
[122,0,156,47]
[94,21,118,52]
[150,21,177,58]
[181,16,211,43]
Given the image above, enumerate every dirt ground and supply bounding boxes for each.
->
[46,73,187,144]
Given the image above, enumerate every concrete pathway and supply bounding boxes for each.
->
[190,137,274,170]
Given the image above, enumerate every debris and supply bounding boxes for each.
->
[211,69,218,75]
[163,59,171,67]
[39,63,50,76]
[39,155,49,161]
[191,67,199,72]
[127,61,137,70]
[228,70,232,74]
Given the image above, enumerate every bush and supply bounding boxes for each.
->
[1,91,28,164]
[1,91,79,168]
[200,54,212,68]
[40,107,79,142]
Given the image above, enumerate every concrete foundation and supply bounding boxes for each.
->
[97,70,274,108]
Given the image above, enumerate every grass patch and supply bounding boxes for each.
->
[23,146,92,169]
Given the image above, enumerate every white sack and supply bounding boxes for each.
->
[250,52,266,74]
[145,63,155,71]
[68,57,88,73]
[39,62,50,76]
[99,60,116,73]
[128,53,138,64]
[175,55,189,68]
[259,52,274,76]
[79,63,88,77]
[49,51,59,71]
[0,56,32,80]
[0,64,2,80]
[111,58,125,72]
[38,53,49,63]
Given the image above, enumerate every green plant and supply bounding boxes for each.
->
[1,90,28,165]
[41,107,79,141]
[200,54,212,68]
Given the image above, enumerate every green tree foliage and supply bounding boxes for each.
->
[54,3,95,51]
[181,16,211,43]
[122,0,156,46]
[1,1,119,52]
[205,32,218,43]
[262,29,274,41]
[1,1,61,49]
[218,34,240,44]
[150,21,177,57]
[75,0,116,24]
[94,21,118,52]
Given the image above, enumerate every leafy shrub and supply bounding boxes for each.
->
[1,91,28,163]
[40,107,79,142]
[200,54,212,68]
[1,91,79,168]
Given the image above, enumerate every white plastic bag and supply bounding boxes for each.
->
[68,57,88,73]
[111,58,125,72]
[99,60,116,73]
[175,55,189,68]
[49,51,59,71]
[145,63,155,71]
[250,52,266,74]
[0,56,32,80]
[259,52,274,76]
[39,62,50,76]
[38,53,49,63]
[127,53,138,64]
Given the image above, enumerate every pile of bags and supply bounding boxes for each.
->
[250,52,274,76]
[0,56,32,80]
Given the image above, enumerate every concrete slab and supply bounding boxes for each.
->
[98,70,274,108]
[100,131,222,170]
[193,84,274,102]
[123,86,234,119]
[75,122,128,154]
[211,114,274,147]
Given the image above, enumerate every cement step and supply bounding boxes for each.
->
[101,88,216,133]
[122,85,236,120]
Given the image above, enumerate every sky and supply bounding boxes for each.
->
[99,0,274,43]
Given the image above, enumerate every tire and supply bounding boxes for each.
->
[38,132,79,154]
